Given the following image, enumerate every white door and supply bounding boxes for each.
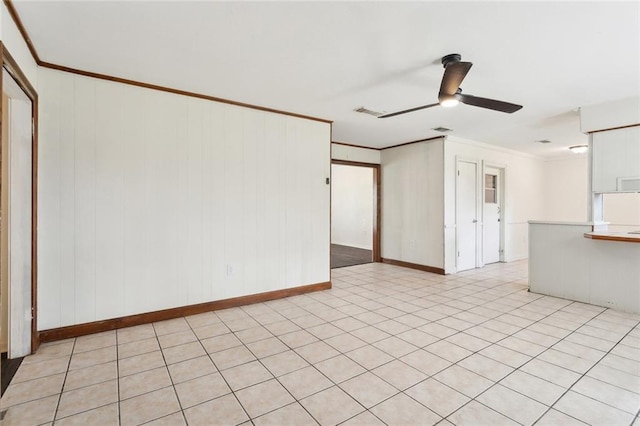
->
[2,69,33,358]
[483,167,502,264]
[456,160,478,272]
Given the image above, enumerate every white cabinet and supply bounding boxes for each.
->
[592,126,640,193]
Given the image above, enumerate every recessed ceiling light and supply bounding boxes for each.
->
[569,145,588,154]
[432,127,452,132]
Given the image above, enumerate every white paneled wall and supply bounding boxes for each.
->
[331,164,373,249]
[37,68,330,330]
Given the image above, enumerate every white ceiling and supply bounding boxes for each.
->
[13,1,640,157]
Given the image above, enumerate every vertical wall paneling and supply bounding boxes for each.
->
[37,68,330,329]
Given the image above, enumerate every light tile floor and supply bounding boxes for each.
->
[2,260,640,425]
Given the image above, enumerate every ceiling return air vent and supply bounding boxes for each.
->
[432,126,452,132]
[354,107,382,117]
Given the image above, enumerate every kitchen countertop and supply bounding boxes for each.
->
[584,231,640,243]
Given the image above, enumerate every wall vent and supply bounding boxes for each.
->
[617,177,640,192]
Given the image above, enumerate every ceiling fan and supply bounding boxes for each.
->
[378,54,523,118]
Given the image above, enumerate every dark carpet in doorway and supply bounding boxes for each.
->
[331,244,373,269]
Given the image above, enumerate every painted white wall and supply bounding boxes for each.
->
[381,138,444,268]
[37,68,331,330]
[331,164,373,249]
[603,193,640,232]
[331,143,380,164]
[444,137,546,273]
[543,156,589,222]
[580,97,640,133]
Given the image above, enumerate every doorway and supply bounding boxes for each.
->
[456,159,479,272]
[0,45,39,368]
[330,161,380,268]
[482,166,504,264]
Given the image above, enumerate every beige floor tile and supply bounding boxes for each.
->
[521,358,581,387]
[554,390,634,425]
[246,336,289,358]
[324,333,367,353]
[372,336,419,358]
[184,311,220,329]
[278,329,319,348]
[192,322,230,340]
[167,355,217,384]
[396,329,439,348]
[73,332,116,353]
[235,379,295,418]
[341,410,385,425]
[315,354,366,384]
[448,400,518,426]
[253,402,318,426]
[200,333,242,353]
[162,341,206,365]
[537,348,596,374]
[425,340,473,363]
[433,365,493,398]
[496,336,546,357]
[64,361,117,392]
[306,323,344,340]
[572,375,640,414]
[11,356,70,383]
[462,325,508,343]
[157,330,198,349]
[587,363,640,393]
[405,378,470,417]
[175,372,231,408]
[117,324,156,344]
[69,346,117,371]
[119,366,172,400]
[221,360,274,391]
[477,384,547,425]
[118,350,166,377]
[235,326,273,344]
[120,386,181,426]
[261,349,309,377]
[371,360,427,390]
[209,346,256,370]
[445,333,491,352]
[263,319,301,336]
[513,329,560,348]
[371,392,441,426]
[295,341,340,364]
[144,412,187,425]
[458,353,514,382]
[350,326,391,344]
[611,342,640,361]
[0,394,58,425]
[535,409,588,426]
[340,372,398,408]
[183,394,248,425]
[22,341,74,364]
[1,373,65,408]
[153,318,191,336]
[224,316,260,332]
[332,316,368,332]
[499,370,565,406]
[346,345,394,370]
[399,349,452,376]
[118,336,160,359]
[374,319,412,335]
[479,344,531,368]
[54,403,119,426]
[300,386,365,425]
[56,379,118,419]
[279,366,333,399]
[599,352,640,373]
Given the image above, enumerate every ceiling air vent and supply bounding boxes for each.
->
[535,139,552,144]
[432,127,452,132]
[354,107,382,117]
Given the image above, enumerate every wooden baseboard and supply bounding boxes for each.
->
[39,281,331,343]
[381,258,445,275]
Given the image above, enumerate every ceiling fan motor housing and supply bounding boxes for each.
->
[442,53,462,67]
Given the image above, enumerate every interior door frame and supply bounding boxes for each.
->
[0,42,39,354]
[456,157,480,271]
[481,162,506,265]
[331,160,381,262]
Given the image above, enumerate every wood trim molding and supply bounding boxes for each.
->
[40,62,332,124]
[3,0,41,63]
[39,281,332,342]
[0,41,40,352]
[381,258,445,275]
[331,141,381,151]
[588,123,640,134]
[382,136,444,151]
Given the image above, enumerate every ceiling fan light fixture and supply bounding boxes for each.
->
[440,98,459,108]
[569,145,588,154]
